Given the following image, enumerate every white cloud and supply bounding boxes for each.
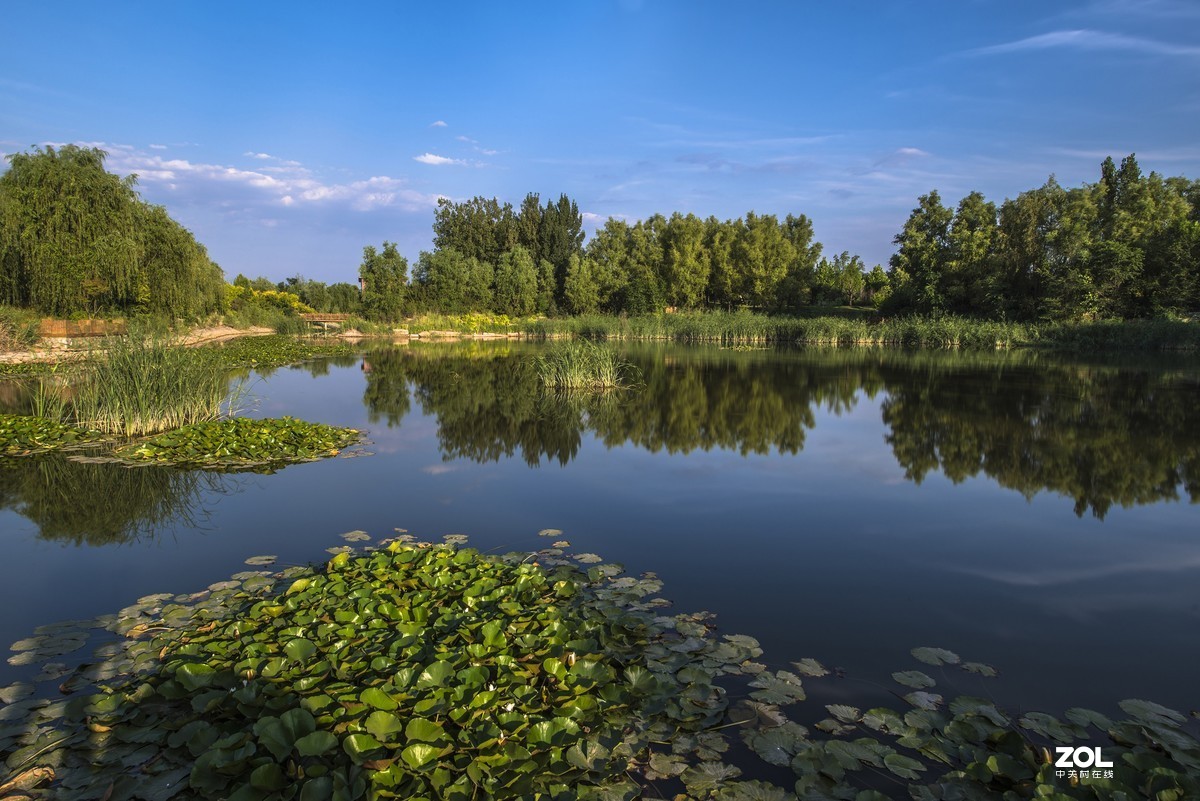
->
[967,29,1200,58]
[413,152,466,166]
[430,120,448,128]
[65,142,444,215]
[244,151,274,160]
[149,143,167,150]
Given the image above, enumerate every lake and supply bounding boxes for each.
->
[1,341,1197,725]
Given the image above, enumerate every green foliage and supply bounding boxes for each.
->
[0,145,224,319]
[534,341,639,391]
[201,335,357,370]
[492,246,539,317]
[68,333,240,437]
[2,540,759,800]
[114,416,361,467]
[0,414,100,455]
[359,242,408,321]
[740,650,1200,801]
[0,306,40,351]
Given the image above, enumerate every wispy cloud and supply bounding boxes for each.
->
[429,120,448,128]
[413,152,467,166]
[149,143,167,150]
[872,147,930,169]
[967,29,1200,58]
[52,142,443,214]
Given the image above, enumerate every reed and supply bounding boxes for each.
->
[534,340,638,390]
[69,333,243,437]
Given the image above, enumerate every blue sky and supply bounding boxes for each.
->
[2,1,1198,284]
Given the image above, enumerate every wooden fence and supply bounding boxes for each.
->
[38,319,128,338]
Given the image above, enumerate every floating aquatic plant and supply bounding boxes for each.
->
[0,536,764,800]
[2,542,1198,801]
[113,417,362,468]
[0,414,100,455]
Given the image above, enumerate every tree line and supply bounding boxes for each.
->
[3,144,1196,324]
[0,146,224,318]
[887,155,1200,320]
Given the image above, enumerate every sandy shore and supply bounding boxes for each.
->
[0,325,275,366]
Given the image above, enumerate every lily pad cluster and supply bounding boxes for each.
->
[0,537,768,800]
[0,414,100,455]
[113,417,362,468]
[206,336,357,370]
[738,647,1200,800]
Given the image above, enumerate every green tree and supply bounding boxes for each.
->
[492,246,538,316]
[888,191,952,314]
[539,194,585,305]
[0,145,223,318]
[432,197,516,267]
[662,213,709,309]
[734,212,794,309]
[563,254,600,314]
[416,248,492,313]
[359,241,408,321]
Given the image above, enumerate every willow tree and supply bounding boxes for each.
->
[0,145,223,318]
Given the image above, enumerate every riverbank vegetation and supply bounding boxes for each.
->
[0,146,224,319]
[2,535,1195,799]
[114,417,361,468]
[0,333,363,468]
[338,156,1199,334]
[534,341,639,390]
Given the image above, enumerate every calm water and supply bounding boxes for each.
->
[1,342,1197,720]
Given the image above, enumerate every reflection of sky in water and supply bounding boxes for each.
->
[1,345,1197,719]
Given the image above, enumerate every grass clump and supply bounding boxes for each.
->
[115,416,362,467]
[0,306,40,352]
[67,333,239,437]
[534,340,639,390]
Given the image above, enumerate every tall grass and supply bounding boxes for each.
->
[70,334,244,437]
[522,311,1035,348]
[534,341,639,390]
[0,305,41,352]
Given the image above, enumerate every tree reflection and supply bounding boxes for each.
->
[359,343,1200,516]
[0,454,233,545]
[881,361,1200,517]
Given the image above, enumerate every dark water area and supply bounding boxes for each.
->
[1,342,1197,722]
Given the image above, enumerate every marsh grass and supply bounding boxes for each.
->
[534,340,639,390]
[70,333,244,437]
[523,311,1035,348]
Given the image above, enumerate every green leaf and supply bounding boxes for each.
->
[251,762,288,792]
[790,658,829,678]
[883,753,926,779]
[891,670,935,689]
[343,732,384,763]
[361,711,403,742]
[681,761,742,794]
[1119,698,1186,726]
[175,663,216,691]
[401,742,442,771]
[405,718,447,744]
[284,638,317,662]
[910,647,960,666]
[295,730,338,756]
[360,687,398,711]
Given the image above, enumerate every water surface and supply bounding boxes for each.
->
[1,342,1197,718]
